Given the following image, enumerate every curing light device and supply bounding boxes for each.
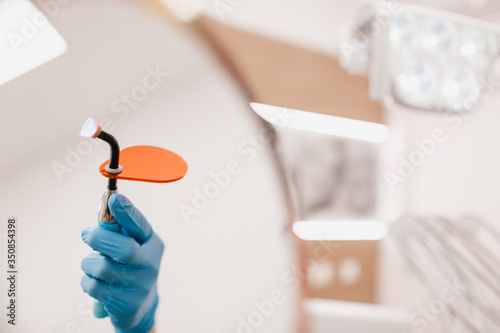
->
[80,118,188,318]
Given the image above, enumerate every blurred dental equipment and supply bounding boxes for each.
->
[392,215,500,332]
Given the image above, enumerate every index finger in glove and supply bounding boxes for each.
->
[109,193,152,245]
[81,226,143,265]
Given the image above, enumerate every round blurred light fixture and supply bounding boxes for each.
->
[460,27,499,69]
[419,19,457,59]
[389,11,418,52]
[439,66,480,111]
[393,61,437,110]
[344,1,500,113]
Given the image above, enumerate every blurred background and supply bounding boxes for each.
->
[2,0,500,332]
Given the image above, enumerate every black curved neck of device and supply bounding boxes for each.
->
[98,130,120,191]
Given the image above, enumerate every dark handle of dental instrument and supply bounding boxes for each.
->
[97,130,120,191]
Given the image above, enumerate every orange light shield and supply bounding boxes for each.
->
[99,146,187,183]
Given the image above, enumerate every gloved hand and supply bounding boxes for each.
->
[81,193,164,333]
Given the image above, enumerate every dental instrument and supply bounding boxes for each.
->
[80,118,187,318]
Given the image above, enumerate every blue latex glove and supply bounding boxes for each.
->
[81,193,164,333]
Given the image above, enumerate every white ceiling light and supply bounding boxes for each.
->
[293,220,387,241]
[393,60,437,109]
[341,1,500,113]
[460,27,499,69]
[0,0,67,86]
[250,102,390,143]
[419,19,457,59]
[389,11,418,52]
[439,66,480,111]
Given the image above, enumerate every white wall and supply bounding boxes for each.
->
[0,1,299,332]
